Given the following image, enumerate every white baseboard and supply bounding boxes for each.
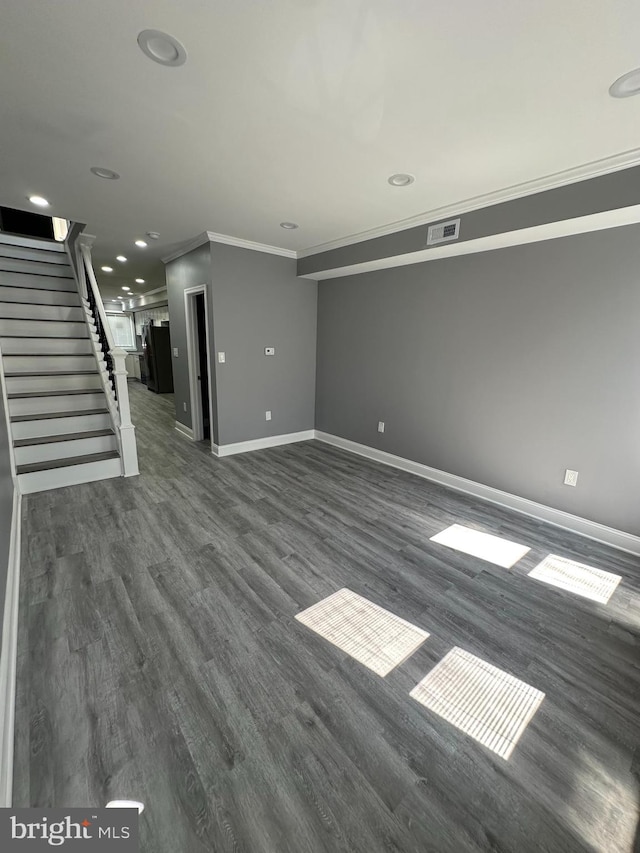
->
[314,431,640,557]
[174,421,194,440]
[212,429,315,458]
[0,487,22,807]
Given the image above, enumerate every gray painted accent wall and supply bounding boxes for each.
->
[210,243,317,445]
[0,386,14,639]
[299,164,640,276]
[166,240,317,446]
[315,223,640,536]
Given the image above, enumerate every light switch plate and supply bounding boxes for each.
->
[265,410,272,421]
[173,347,179,357]
[218,352,226,363]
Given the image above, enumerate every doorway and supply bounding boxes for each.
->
[184,285,214,445]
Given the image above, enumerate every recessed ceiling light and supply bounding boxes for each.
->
[146,231,160,240]
[388,173,415,187]
[116,255,127,263]
[101,266,113,272]
[135,240,147,248]
[90,167,120,180]
[280,222,298,229]
[135,278,145,284]
[29,195,49,207]
[122,286,131,291]
[609,67,640,98]
[137,29,187,67]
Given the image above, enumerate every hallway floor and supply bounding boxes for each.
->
[14,381,640,852]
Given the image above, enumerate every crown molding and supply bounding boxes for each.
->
[298,146,640,259]
[161,232,210,264]
[205,231,296,259]
[162,230,296,264]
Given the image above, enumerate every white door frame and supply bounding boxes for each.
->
[184,284,214,445]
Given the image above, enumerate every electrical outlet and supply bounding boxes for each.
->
[378,421,385,433]
[183,402,187,412]
[564,469,579,487]
[264,347,275,356]
[173,347,179,357]
[265,410,272,421]
[218,352,226,363]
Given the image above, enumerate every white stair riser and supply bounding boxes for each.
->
[0,258,73,277]
[0,271,76,291]
[3,354,98,373]
[18,456,122,494]
[0,336,94,354]
[0,285,80,306]
[0,244,70,264]
[0,319,94,337]
[11,412,112,440]
[6,374,103,394]
[15,433,117,466]
[0,302,84,321]
[0,233,66,253]
[9,392,106,416]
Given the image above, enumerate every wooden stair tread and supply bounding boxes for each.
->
[8,388,102,398]
[11,408,110,422]
[14,429,114,447]
[5,370,98,376]
[16,450,119,475]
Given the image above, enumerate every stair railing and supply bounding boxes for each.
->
[65,228,139,478]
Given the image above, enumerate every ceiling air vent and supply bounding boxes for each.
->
[427,218,460,246]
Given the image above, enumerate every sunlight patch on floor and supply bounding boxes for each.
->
[528,554,621,604]
[295,588,429,676]
[410,647,545,760]
[430,524,530,568]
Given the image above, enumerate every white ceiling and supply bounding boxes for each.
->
[1,0,640,299]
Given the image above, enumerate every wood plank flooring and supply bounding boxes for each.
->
[13,381,640,852]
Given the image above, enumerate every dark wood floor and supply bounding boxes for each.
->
[14,381,640,852]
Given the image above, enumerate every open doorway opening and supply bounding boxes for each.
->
[184,285,214,445]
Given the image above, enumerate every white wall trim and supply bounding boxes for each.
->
[212,429,315,458]
[161,230,296,264]
[161,232,211,264]
[175,421,194,440]
[298,146,640,259]
[183,284,215,445]
[0,488,22,807]
[300,204,640,280]
[205,231,296,259]
[314,431,640,557]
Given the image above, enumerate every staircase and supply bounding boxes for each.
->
[0,231,123,493]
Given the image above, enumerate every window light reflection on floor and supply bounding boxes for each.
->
[295,588,429,676]
[430,524,530,569]
[410,647,544,760]
[528,555,621,604]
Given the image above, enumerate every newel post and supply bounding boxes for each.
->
[110,346,139,477]
[76,233,95,301]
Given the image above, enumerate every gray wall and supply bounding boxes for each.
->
[210,244,317,445]
[166,243,214,433]
[299,164,640,277]
[166,240,317,446]
[0,388,15,640]
[316,223,640,536]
